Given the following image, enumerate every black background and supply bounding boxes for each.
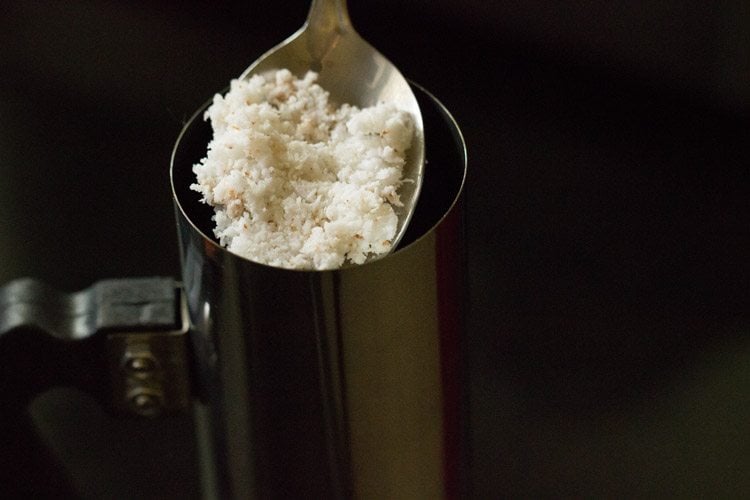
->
[1,1,748,497]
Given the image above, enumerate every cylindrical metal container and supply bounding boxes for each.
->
[171,83,467,499]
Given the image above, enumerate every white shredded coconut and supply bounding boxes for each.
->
[191,69,414,270]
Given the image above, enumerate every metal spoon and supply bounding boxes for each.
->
[240,0,425,261]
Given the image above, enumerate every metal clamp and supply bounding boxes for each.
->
[106,292,191,417]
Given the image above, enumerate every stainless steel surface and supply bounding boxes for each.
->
[239,0,425,260]
[171,83,466,499]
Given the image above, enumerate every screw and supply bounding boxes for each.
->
[129,389,163,417]
[124,353,158,375]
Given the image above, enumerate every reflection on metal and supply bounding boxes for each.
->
[171,82,467,499]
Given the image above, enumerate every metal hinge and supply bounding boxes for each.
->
[105,289,191,417]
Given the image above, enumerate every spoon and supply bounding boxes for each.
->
[240,0,425,261]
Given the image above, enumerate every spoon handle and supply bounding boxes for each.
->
[306,0,353,48]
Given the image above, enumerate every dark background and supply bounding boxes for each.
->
[1,0,748,497]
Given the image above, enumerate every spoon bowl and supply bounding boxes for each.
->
[240,0,425,261]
